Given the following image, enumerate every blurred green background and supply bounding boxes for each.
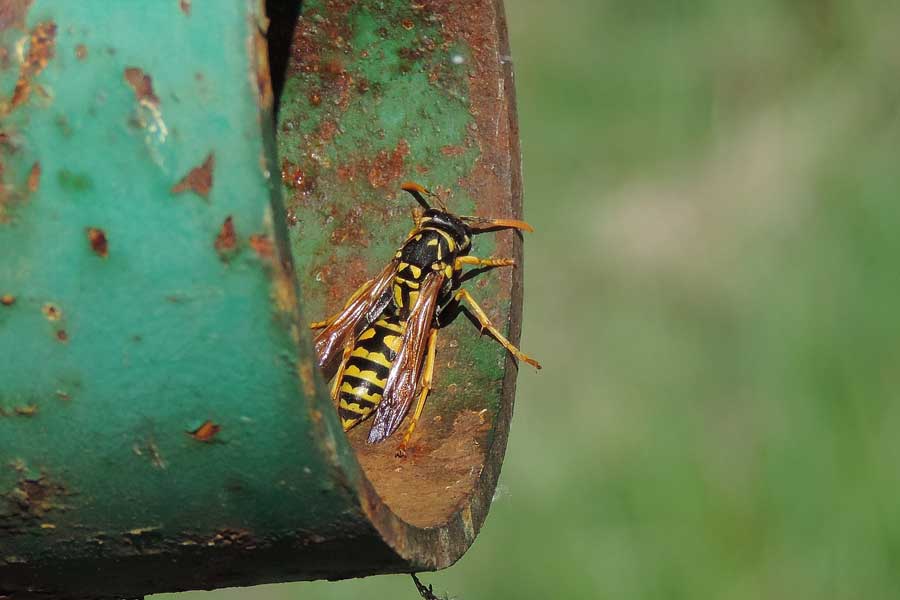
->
[159,1,900,598]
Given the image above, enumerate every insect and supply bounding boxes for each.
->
[311,182,541,455]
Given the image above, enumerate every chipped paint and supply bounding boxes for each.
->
[171,152,214,198]
[26,162,39,192]
[7,20,56,112]
[188,420,221,442]
[0,1,34,32]
[86,227,108,257]
[214,215,238,257]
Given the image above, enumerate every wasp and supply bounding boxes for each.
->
[311,182,541,455]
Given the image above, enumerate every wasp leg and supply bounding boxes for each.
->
[410,206,426,231]
[331,343,354,408]
[310,277,374,329]
[454,289,542,370]
[396,328,438,458]
[455,255,516,269]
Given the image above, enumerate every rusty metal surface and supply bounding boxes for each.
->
[277,0,525,569]
[0,0,525,595]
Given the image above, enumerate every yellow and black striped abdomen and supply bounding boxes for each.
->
[338,314,405,430]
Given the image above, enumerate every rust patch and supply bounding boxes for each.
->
[188,420,221,442]
[349,409,490,527]
[251,18,273,108]
[179,0,192,16]
[298,361,317,398]
[74,43,87,60]
[0,294,14,306]
[272,265,298,315]
[0,0,33,31]
[440,145,466,157]
[4,473,67,523]
[55,329,68,342]
[86,227,108,257]
[281,159,316,195]
[41,303,61,321]
[9,21,57,111]
[13,404,37,416]
[171,152,214,199]
[368,139,409,188]
[214,215,238,257]
[249,233,274,259]
[123,66,160,106]
[318,119,338,141]
[329,205,369,247]
[208,528,256,549]
[133,438,167,470]
[26,161,40,193]
[334,139,410,189]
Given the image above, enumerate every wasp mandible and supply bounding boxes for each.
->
[311,182,541,456]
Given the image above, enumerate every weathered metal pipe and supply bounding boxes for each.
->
[0,0,524,597]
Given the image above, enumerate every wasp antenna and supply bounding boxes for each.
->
[401,181,449,211]
[401,182,433,210]
[459,216,535,233]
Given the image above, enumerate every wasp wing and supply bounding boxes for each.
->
[367,272,445,444]
[314,260,397,379]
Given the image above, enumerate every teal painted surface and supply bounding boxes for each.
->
[0,0,524,595]
[0,0,366,593]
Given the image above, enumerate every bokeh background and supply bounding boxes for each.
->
[159,1,900,598]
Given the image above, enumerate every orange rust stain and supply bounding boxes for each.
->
[298,362,316,398]
[55,329,68,342]
[10,21,57,111]
[171,152,214,199]
[286,207,298,228]
[252,24,273,108]
[1,294,15,306]
[249,233,274,259]
[401,18,415,30]
[335,140,411,189]
[329,206,369,247]
[41,303,61,321]
[74,44,87,60]
[7,474,67,518]
[214,215,237,255]
[123,66,160,106]
[27,162,40,193]
[86,227,108,257]
[308,90,322,106]
[179,0,192,16]
[188,420,220,442]
[440,145,466,157]
[273,266,298,314]
[280,159,315,193]
[368,139,410,188]
[14,404,37,416]
[318,119,338,141]
[0,1,34,32]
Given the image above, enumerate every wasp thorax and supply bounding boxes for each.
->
[422,209,472,253]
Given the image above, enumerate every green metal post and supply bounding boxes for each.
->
[0,1,524,597]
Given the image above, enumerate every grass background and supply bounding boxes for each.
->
[159,1,900,597]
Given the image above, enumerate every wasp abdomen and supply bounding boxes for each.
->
[337,313,405,430]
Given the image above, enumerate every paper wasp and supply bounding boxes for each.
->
[311,182,541,456]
